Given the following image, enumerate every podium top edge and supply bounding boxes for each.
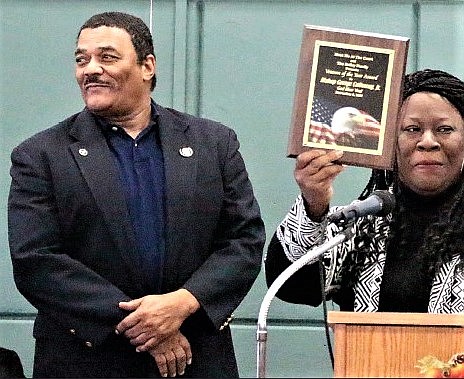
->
[327,311,464,327]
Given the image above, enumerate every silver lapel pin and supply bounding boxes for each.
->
[78,148,89,157]
[179,147,193,157]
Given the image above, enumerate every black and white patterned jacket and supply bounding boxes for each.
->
[275,195,464,313]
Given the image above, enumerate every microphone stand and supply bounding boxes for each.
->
[256,227,353,378]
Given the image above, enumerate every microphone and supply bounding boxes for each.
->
[328,190,395,225]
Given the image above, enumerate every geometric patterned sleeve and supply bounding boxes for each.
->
[275,194,328,262]
[428,254,464,314]
[273,194,394,311]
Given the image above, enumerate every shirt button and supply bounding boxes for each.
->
[112,126,118,132]
[69,329,76,335]
[84,341,93,348]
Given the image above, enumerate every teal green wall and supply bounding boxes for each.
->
[1,1,464,377]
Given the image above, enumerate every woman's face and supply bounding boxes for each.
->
[397,92,464,197]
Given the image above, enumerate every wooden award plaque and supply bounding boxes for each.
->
[288,25,409,169]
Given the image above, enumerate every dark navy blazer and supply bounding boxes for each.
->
[8,103,265,377]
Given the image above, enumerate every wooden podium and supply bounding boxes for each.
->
[328,311,464,377]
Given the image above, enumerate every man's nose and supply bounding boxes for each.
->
[84,57,103,76]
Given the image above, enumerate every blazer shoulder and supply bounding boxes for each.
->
[160,105,234,135]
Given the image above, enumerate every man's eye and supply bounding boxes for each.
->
[102,54,118,61]
[75,56,88,65]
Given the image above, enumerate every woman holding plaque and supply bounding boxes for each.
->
[265,69,464,313]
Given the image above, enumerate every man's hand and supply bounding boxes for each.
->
[149,331,192,378]
[116,289,200,351]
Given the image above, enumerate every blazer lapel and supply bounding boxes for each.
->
[68,110,143,293]
[157,106,197,291]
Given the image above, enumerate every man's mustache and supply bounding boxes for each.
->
[83,75,110,86]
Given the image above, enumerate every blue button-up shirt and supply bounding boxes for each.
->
[97,104,166,293]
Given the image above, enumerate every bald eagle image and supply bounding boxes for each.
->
[330,106,380,149]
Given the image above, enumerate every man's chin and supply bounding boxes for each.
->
[84,101,113,116]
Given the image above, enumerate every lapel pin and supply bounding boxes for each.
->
[179,147,193,157]
[78,148,88,157]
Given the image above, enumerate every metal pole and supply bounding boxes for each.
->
[256,230,351,378]
[149,0,153,34]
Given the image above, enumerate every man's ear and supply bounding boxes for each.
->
[142,54,156,82]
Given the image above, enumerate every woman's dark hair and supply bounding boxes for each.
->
[358,68,464,277]
[403,69,464,119]
[77,12,156,90]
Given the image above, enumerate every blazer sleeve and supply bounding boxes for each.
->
[181,128,266,329]
[8,143,131,347]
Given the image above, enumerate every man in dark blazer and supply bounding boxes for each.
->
[7,11,265,378]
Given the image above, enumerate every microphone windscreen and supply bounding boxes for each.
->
[372,190,396,215]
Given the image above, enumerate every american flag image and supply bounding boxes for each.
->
[307,97,340,144]
[356,110,381,138]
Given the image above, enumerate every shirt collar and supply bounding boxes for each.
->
[93,100,159,134]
